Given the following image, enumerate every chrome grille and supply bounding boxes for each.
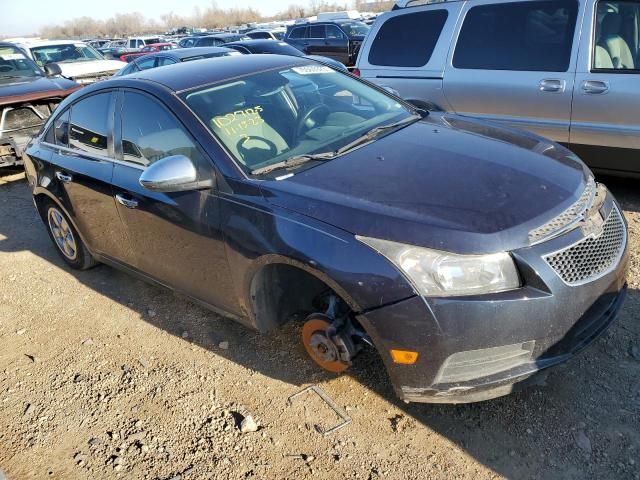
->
[544,206,626,285]
[529,178,596,244]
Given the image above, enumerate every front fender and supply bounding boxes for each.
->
[219,187,416,327]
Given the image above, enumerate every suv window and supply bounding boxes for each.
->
[309,25,325,39]
[326,25,346,40]
[593,0,640,70]
[453,0,579,72]
[137,56,156,70]
[128,39,136,48]
[69,93,112,156]
[289,27,308,39]
[120,92,203,167]
[369,10,448,67]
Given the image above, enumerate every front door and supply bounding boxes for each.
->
[44,92,131,261]
[324,25,350,64]
[109,90,238,313]
[570,0,640,174]
[443,0,582,143]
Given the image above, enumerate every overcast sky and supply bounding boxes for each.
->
[0,0,306,36]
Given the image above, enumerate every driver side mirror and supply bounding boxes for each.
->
[43,63,62,77]
[139,155,212,193]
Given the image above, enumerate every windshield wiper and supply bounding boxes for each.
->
[334,115,420,156]
[251,152,336,176]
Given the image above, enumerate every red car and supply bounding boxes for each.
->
[120,43,175,62]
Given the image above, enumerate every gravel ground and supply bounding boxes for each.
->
[0,169,639,480]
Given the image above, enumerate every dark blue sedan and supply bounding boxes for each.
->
[22,55,629,403]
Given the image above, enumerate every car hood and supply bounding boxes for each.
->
[59,59,126,78]
[0,75,80,106]
[259,114,591,254]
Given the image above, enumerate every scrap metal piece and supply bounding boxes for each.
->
[287,385,352,436]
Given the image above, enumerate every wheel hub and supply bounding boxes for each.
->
[302,316,350,373]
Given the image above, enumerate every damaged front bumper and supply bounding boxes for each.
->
[357,203,629,404]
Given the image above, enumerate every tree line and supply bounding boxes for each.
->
[37,0,394,39]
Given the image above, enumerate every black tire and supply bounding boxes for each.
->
[40,199,98,270]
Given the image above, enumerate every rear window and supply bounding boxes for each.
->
[453,0,579,72]
[368,10,448,67]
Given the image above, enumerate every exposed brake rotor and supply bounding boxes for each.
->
[302,315,351,373]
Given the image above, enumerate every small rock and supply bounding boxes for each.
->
[147,309,156,318]
[218,341,229,350]
[24,403,34,416]
[73,373,85,383]
[113,456,125,466]
[88,437,102,446]
[16,328,26,335]
[138,356,150,369]
[108,431,120,441]
[134,420,143,429]
[574,430,592,454]
[181,331,189,338]
[73,453,87,463]
[127,432,145,442]
[240,415,258,433]
[141,445,149,453]
[81,339,94,346]
[24,354,39,363]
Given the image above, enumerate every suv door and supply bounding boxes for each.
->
[324,25,350,63]
[570,0,640,174]
[443,0,581,143]
[285,26,309,52]
[41,92,131,261]
[110,90,238,313]
[306,24,326,56]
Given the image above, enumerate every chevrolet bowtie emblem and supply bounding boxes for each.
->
[580,210,605,238]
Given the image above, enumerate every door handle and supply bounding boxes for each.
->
[55,171,73,183]
[582,80,609,94]
[538,79,566,93]
[115,193,139,209]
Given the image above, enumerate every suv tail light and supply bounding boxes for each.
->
[352,68,361,77]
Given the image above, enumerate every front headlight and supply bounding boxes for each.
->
[357,236,521,297]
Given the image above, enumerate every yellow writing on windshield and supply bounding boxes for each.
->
[212,106,265,137]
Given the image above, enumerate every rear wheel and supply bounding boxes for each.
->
[42,199,98,270]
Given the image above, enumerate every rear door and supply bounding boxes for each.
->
[443,0,582,142]
[109,89,237,312]
[286,26,309,52]
[570,0,640,173]
[306,24,326,56]
[42,91,131,261]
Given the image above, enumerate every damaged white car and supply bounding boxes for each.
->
[16,40,125,85]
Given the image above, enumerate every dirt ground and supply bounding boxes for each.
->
[0,169,639,480]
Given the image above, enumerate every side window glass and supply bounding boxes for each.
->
[369,10,448,67]
[290,27,307,39]
[128,40,135,48]
[137,56,156,70]
[309,25,325,39]
[593,0,640,70]
[157,57,177,66]
[53,110,70,146]
[453,0,579,71]
[69,93,111,156]
[326,25,345,40]
[120,92,204,167]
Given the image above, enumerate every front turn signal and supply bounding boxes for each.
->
[390,349,419,365]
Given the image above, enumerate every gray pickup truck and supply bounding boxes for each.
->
[356,0,640,176]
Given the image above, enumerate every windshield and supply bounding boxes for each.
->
[0,46,42,80]
[30,43,103,66]
[338,21,370,36]
[182,64,415,177]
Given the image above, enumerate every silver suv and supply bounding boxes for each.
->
[356,0,640,176]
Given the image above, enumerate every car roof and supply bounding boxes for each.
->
[20,39,89,47]
[225,39,283,47]
[133,46,234,61]
[126,54,309,92]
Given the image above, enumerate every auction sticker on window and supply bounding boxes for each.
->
[291,65,334,75]
[212,106,265,137]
